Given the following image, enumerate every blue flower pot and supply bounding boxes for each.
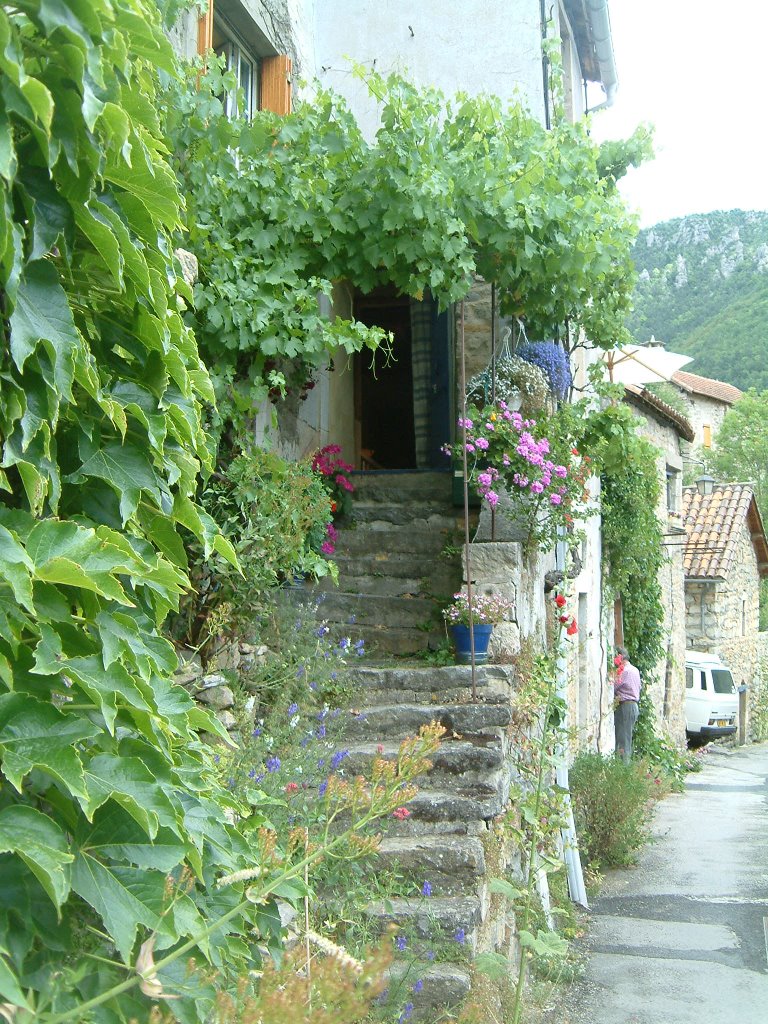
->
[450,623,493,664]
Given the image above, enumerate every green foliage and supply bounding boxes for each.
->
[596,124,654,187]
[628,210,768,390]
[162,65,640,432]
[0,3,286,1018]
[710,390,768,511]
[569,752,657,868]
[174,446,337,648]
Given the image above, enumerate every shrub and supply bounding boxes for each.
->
[569,752,656,868]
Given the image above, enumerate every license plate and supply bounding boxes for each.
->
[716,720,728,727]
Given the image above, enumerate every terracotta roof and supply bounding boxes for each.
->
[682,483,768,579]
[671,371,742,405]
[624,384,695,442]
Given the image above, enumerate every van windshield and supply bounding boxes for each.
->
[711,670,734,694]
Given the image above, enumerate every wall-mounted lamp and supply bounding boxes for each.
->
[695,474,715,496]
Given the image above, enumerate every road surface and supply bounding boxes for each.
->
[559,742,768,1024]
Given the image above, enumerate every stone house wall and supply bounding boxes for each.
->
[687,527,761,701]
[675,392,730,452]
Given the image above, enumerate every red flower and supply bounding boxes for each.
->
[376,743,385,754]
[571,448,579,456]
[285,782,299,794]
[554,594,566,608]
[559,614,569,624]
[566,621,578,636]
[392,806,411,820]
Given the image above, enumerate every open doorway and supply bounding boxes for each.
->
[354,286,452,470]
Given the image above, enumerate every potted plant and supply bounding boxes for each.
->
[442,591,512,664]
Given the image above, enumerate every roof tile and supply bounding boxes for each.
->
[672,371,742,405]
[682,483,768,579]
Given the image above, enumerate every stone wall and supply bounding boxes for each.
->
[676,392,730,452]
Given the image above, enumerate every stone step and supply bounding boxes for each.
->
[385,962,472,1019]
[343,702,512,740]
[331,550,461,580]
[333,623,446,658]
[345,740,507,786]
[365,895,483,952]
[348,502,466,530]
[349,471,454,504]
[329,569,460,599]
[376,836,487,895]
[317,591,441,630]
[404,785,510,823]
[346,664,515,700]
[334,525,454,558]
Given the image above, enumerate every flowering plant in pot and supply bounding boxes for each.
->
[451,400,593,550]
[443,591,513,665]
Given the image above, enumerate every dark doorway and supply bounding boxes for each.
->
[354,287,452,470]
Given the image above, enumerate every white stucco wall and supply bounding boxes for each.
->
[313,0,548,136]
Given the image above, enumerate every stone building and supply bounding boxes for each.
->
[623,385,695,745]
[670,370,742,452]
[682,481,768,705]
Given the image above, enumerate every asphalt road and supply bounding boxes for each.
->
[559,742,768,1024]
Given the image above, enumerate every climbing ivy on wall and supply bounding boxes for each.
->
[162,64,643,435]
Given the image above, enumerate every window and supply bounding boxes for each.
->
[666,466,679,513]
[700,671,706,691]
[214,19,258,120]
[702,424,712,448]
[685,667,693,689]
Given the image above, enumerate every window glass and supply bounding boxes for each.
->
[213,19,258,120]
[700,671,706,691]
[711,669,734,694]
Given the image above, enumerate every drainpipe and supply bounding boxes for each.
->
[585,0,618,112]
[554,533,589,909]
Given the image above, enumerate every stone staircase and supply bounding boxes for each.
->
[311,473,519,1019]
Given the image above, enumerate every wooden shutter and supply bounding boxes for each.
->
[261,55,292,114]
[197,0,213,55]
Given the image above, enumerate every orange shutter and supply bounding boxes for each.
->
[197,0,213,55]
[702,424,712,448]
[261,54,292,114]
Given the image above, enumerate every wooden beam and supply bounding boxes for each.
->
[261,54,292,115]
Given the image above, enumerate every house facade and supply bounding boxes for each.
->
[623,385,695,745]
[682,482,768,714]
[671,369,742,453]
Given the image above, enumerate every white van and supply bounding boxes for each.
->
[685,650,738,741]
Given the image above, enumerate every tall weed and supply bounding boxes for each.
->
[569,753,657,869]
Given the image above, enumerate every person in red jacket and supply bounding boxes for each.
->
[613,646,641,763]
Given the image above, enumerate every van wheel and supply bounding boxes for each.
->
[687,734,708,749]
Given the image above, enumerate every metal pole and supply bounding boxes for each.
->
[490,283,497,543]
[459,300,477,701]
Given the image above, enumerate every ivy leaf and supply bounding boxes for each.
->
[0,805,73,911]
[0,693,99,798]
[8,259,82,400]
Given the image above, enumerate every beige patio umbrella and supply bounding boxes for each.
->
[602,339,693,385]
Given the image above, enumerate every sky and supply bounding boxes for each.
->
[590,0,768,228]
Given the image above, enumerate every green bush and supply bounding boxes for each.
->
[569,752,657,869]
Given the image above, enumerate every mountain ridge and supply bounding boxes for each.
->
[627,209,768,391]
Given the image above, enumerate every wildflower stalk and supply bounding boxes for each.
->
[510,650,560,1024]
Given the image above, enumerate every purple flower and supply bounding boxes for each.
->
[550,493,563,505]
[395,935,407,952]
[421,881,432,897]
[252,726,262,737]
[338,637,350,650]
[213,754,220,764]
[399,1003,414,1022]
[266,756,281,773]
[316,724,327,738]
[287,702,298,716]
[309,682,318,691]
[315,625,329,637]
[330,749,349,770]
[413,979,424,993]
[475,437,489,451]
[248,768,257,779]
[425,949,436,961]
[318,780,328,796]
[455,928,466,945]
[354,639,365,655]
